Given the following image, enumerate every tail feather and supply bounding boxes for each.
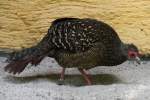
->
[4,52,49,74]
[4,34,53,74]
[31,56,44,66]
[5,56,33,74]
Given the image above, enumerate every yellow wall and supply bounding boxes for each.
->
[0,0,150,53]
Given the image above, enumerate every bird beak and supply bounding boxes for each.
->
[135,56,141,64]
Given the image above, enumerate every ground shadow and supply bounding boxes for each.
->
[49,74,122,86]
[4,74,122,86]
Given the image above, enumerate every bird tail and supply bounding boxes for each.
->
[4,43,50,74]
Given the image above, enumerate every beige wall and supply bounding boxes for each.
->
[0,0,150,53]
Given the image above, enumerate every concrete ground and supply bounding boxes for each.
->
[0,57,150,100]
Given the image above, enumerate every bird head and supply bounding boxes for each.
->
[126,44,141,64]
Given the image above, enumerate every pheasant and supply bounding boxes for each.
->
[4,18,141,85]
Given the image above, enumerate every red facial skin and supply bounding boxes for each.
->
[128,50,139,59]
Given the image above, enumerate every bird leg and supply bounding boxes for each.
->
[78,68,92,85]
[59,68,65,81]
[58,68,65,85]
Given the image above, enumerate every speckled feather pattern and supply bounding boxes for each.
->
[47,18,100,52]
[44,18,127,68]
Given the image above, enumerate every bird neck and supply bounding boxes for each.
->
[103,43,128,66]
[119,42,129,61]
[120,43,130,58]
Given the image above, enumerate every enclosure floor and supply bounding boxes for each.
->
[0,57,150,100]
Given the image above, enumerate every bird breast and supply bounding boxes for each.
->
[55,42,105,69]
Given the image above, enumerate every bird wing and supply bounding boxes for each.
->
[47,18,101,53]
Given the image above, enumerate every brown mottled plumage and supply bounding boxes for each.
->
[4,18,140,85]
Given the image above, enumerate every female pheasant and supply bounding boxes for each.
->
[5,18,141,85]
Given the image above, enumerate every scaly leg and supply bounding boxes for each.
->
[60,68,65,81]
[58,68,65,85]
[78,68,92,85]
